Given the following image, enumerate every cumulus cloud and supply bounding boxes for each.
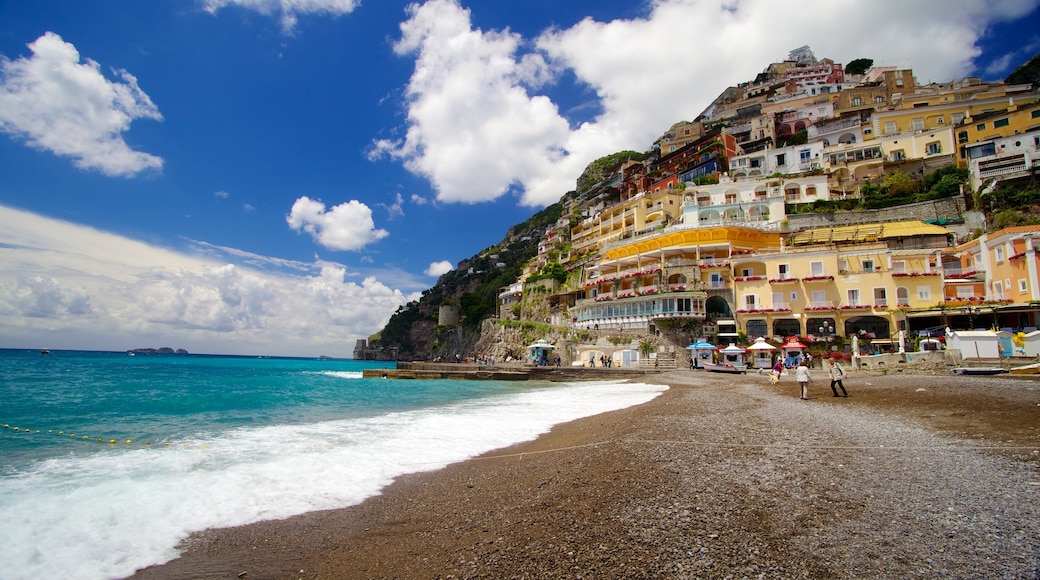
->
[286,196,389,251]
[372,0,571,204]
[0,32,163,177]
[425,260,453,277]
[200,0,360,32]
[0,204,410,356]
[379,0,1040,207]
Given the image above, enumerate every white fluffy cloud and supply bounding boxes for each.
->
[0,204,411,356]
[286,196,389,251]
[0,32,163,177]
[425,260,453,277]
[372,0,571,204]
[380,0,1040,207]
[200,0,360,31]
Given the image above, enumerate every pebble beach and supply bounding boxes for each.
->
[131,368,1040,579]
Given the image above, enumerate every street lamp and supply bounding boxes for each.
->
[818,322,834,338]
[966,304,977,330]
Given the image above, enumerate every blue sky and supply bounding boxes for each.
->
[1,0,1038,357]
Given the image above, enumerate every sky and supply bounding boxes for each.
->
[1,0,1038,357]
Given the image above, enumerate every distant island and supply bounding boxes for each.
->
[128,347,190,355]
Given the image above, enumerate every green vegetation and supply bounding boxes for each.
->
[860,166,969,209]
[844,58,874,75]
[575,150,647,195]
[777,130,807,148]
[1005,51,1040,87]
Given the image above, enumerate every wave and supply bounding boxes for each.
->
[0,379,665,580]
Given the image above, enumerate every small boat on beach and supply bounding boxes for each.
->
[950,367,1006,375]
[705,363,747,374]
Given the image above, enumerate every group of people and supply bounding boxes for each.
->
[589,354,614,367]
[772,357,849,400]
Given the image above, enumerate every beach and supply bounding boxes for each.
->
[131,369,1040,579]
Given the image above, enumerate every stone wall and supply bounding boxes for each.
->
[787,196,968,230]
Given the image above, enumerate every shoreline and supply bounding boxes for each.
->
[131,370,1040,579]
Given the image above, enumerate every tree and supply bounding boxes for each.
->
[845,58,874,75]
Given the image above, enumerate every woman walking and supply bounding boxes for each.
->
[795,360,812,400]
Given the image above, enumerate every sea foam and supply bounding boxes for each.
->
[0,379,665,580]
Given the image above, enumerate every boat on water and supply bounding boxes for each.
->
[40,348,50,355]
[950,367,1006,375]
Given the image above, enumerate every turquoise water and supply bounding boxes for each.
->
[0,349,666,580]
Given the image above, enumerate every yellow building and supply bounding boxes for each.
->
[956,100,1040,161]
[570,188,684,258]
[869,91,1040,165]
[731,221,949,341]
[933,226,1040,332]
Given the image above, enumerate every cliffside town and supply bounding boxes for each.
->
[358,46,1040,366]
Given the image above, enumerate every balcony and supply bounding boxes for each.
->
[805,301,837,311]
[801,275,834,282]
[768,277,799,284]
[733,275,767,282]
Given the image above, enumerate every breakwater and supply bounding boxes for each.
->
[362,362,666,381]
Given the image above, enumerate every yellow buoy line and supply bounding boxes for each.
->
[1,422,206,448]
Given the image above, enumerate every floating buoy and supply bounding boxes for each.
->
[125,440,132,445]
[109,439,116,444]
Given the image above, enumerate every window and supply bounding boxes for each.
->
[891,149,905,161]
[852,97,862,107]
[862,259,875,273]
[776,153,786,166]
[956,287,974,299]
[847,289,861,306]
[873,287,888,307]
[993,118,1010,128]
[994,280,1004,299]
[996,246,1005,263]
[778,264,790,277]
[1032,109,1040,119]
[740,267,753,277]
[1019,278,1028,293]
[952,112,965,124]
[977,123,986,131]
[811,290,826,306]
[811,261,825,276]
[800,149,811,163]
[806,186,817,196]
[926,142,942,155]
[896,287,910,306]
[875,96,884,103]
[936,117,944,124]
[958,131,968,144]
[884,121,897,134]
[916,286,931,301]
[771,292,783,308]
[744,294,758,309]
[891,260,906,274]
[911,118,925,131]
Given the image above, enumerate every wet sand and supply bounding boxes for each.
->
[131,369,1040,579]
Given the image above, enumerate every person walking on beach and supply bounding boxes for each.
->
[771,358,783,384]
[795,360,812,400]
[828,360,848,397]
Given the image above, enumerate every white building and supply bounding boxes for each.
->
[965,128,1040,193]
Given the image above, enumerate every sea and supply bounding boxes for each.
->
[0,349,666,580]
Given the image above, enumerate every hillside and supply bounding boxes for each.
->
[358,200,566,361]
